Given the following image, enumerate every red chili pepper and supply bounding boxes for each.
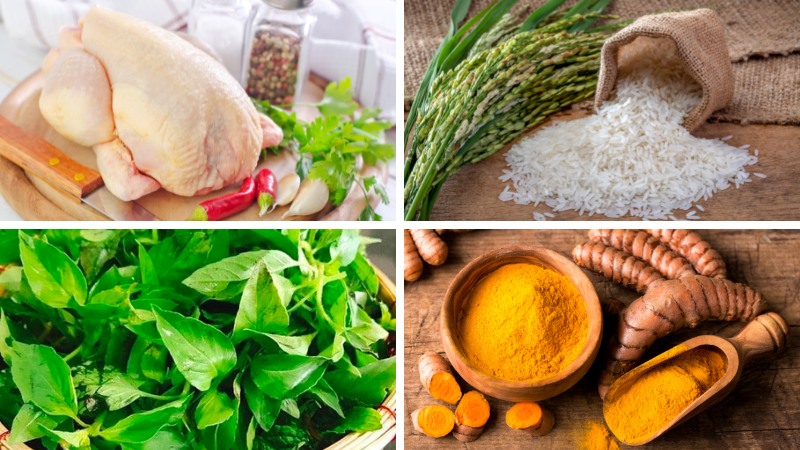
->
[256,168,278,216]
[190,176,256,221]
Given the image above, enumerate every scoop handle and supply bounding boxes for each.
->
[729,312,789,366]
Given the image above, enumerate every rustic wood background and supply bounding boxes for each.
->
[404,230,800,449]
[424,110,800,221]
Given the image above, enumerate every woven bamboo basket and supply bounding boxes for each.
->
[0,263,397,450]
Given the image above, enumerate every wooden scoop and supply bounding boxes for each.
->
[604,312,789,446]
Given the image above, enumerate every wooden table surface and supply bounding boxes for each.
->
[404,230,800,449]
[422,109,800,221]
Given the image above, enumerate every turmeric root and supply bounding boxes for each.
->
[506,402,555,437]
[411,405,455,438]
[598,274,766,398]
[588,229,696,280]
[453,390,491,442]
[410,229,448,266]
[647,229,726,279]
[404,230,424,282]
[418,352,462,404]
[572,242,664,294]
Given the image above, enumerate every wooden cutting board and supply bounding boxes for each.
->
[0,72,387,221]
[413,106,800,221]
[404,229,800,449]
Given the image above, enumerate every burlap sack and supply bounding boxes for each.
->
[594,9,734,131]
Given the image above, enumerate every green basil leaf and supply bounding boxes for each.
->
[96,373,148,411]
[120,428,190,450]
[0,229,20,264]
[309,378,344,418]
[260,250,300,274]
[154,308,237,391]
[0,266,22,293]
[345,300,389,352]
[281,398,300,419]
[330,229,360,266]
[8,404,61,444]
[331,406,382,433]
[318,333,345,362]
[325,356,396,406]
[19,234,87,307]
[182,250,268,298]
[138,242,159,287]
[243,375,280,432]
[200,398,239,450]
[232,266,289,342]
[250,355,327,399]
[48,428,90,448]
[9,341,78,419]
[99,397,189,443]
[0,309,13,362]
[244,331,316,356]
[195,390,236,429]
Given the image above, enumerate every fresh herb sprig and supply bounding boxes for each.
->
[255,78,394,221]
[0,229,395,449]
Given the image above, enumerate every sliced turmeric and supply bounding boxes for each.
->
[647,229,727,279]
[589,229,696,280]
[506,402,555,437]
[404,230,424,282]
[410,229,448,266]
[572,242,664,294]
[598,275,765,398]
[411,405,455,438]
[453,390,490,442]
[418,352,462,404]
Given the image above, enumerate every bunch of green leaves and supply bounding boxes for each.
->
[0,229,395,450]
[255,78,394,221]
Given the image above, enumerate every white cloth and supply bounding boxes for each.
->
[0,0,397,122]
[0,0,191,48]
[310,0,396,121]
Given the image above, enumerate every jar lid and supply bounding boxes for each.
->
[263,0,314,9]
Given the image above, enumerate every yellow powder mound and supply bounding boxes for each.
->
[580,421,620,450]
[604,347,727,443]
[458,263,588,382]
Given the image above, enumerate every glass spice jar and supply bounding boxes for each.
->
[244,0,315,105]
[188,0,251,81]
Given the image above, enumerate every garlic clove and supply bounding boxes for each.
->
[276,173,301,206]
[283,178,329,218]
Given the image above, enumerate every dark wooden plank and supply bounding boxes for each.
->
[404,230,800,449]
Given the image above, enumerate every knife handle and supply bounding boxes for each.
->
[0,115,103,199]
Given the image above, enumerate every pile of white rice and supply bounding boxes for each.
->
[499,49,761,221]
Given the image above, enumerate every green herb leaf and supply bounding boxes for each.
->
[325,356,396,406]
[243,375,281,432]
[96,373,149,411]
[245,331,316,356]
[9,341,79,419]
[99,397,189,443]
[317,77,358,117]
[119,428,189,450]
[182,250,268,298]
[233,266,289,342]
[194,389,236,429]
[331,406,382,433]
[154,308,237,391]
[8,404,61,444]
[250,355,327,399]
[19,233,87,307]
[309,378,344,418]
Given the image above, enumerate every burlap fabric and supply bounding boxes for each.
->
[594,9,733,131]
[404,0,800,124]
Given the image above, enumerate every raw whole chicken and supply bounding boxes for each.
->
[39,7,283,201]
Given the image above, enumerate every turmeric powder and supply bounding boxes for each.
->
[459,263,588,381]
[580,421,620,450]
[604,346,727,444]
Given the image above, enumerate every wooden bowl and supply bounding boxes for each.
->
[441,246,602,402]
